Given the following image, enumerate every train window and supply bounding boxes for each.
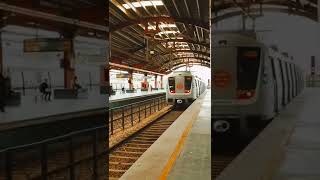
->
[168,77,175,93]
[185,76,192,92]
[237,47,261,90]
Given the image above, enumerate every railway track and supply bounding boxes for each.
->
[212,154,237,179]
[0,129,107,180]
[108,109,185,180]
[212,134,258,179]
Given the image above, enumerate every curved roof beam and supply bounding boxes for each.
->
[162,50,210,57]
[213,6,317,24]
[158,39,210,48]
[169,62,210,71]
[110,16,209,32]
[162,56,210,67]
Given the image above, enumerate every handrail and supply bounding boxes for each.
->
[0,93,167,180]
[0,94,166,152]
[109,93,166,110]
[0,125,105,153]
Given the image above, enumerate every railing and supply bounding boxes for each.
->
[109,95,167,135]
[0,126,107,180]
[0,94,167,180]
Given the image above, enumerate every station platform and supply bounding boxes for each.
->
[0,87,165,149]
[109,89,165,108]
[120,90,211,180]
[216,88,320,180]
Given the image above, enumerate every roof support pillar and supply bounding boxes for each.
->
[0,15,4,75]
[160,75,163,89]
[318,0,320,21]
[0,26,3,75]
[128,70,133,90]
[61,30,76,89]
[154,74,157,89]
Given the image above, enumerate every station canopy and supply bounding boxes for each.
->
[110,0,210,74]
[213,0,318,24]
[0,0,107,39]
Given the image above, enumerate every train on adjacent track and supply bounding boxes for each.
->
[166,71,206,105]
[212,31,304,138]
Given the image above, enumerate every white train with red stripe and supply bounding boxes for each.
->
[166,71,206,105]
[212,31,304,138]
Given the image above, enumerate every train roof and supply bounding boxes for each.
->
[168,71,205,81]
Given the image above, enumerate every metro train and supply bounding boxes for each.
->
[212,31,304,138]
[166,71,206,105]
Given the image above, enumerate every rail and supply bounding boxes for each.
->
[0,93,167,180]
[109,94,167,135]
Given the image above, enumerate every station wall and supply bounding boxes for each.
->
[1,25,107,90]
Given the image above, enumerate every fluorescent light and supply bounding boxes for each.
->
[157,31,179,35]
[123,1,164,9]
[165,37,183,40]
[159,24,177,28]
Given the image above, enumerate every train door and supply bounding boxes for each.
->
[269,57,279,113]
[291,65,297,97]
[236,47,261,100]
[168,77,175,93]
[293,65,298,96]
[184,76,192,95]
[195,79,199,97]
[289,64,295,98]
[279,60,287,105]
[274,59,283,111]
[285,63,292,102]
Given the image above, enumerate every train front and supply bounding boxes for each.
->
[212,32,264,138]
[166,72,194,105]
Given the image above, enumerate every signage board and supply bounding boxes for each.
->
[116,74,129,78]
[24,38,71,52]
[214,70,232,88]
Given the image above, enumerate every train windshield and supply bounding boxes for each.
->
[185,76,192,90]
[168,77,175,92]
[237,47,261,90]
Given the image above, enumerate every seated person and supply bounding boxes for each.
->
[39,79,51,101]
[73,76,82,91]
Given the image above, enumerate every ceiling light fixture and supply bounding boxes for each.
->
[123,1,164,9]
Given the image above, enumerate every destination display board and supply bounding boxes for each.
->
[116,74,129,78]
[24,38,71,52]
[214,70,232,88]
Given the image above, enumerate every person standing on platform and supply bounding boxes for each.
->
[39,79,51,101]
[0,73,6,112]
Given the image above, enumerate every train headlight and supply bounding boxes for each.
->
[214,120,230,133]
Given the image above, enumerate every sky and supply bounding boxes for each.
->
[214,12,320,76]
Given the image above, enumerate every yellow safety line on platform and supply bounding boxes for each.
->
[158,111,199,180]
